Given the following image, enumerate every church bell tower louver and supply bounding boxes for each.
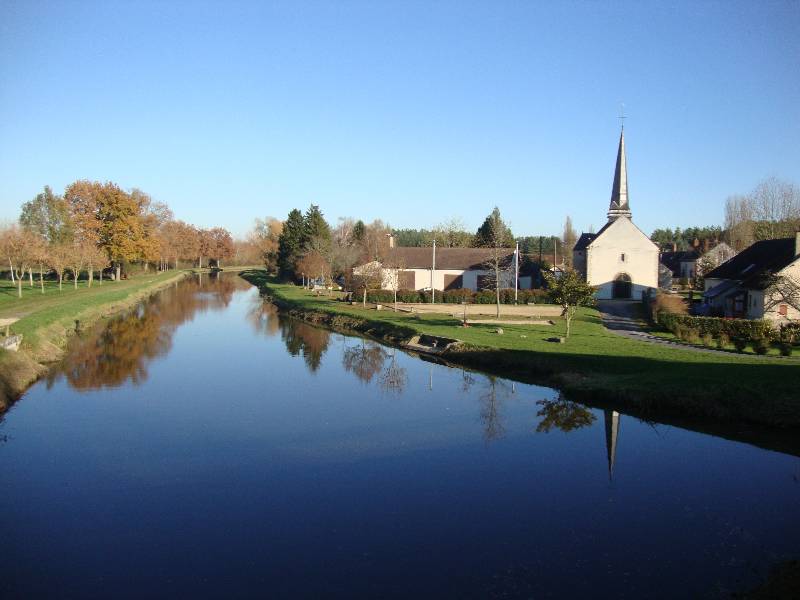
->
[607,127,632,221]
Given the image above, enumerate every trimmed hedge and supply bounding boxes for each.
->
[656,311,776,342]
[361,288,552,305]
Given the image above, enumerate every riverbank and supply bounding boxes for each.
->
[240,270,800,428]
[0,269,192,410]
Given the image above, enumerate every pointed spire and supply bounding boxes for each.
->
[604,409,620,480]
[607,128,632,221]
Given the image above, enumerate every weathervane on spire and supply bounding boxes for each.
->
[619,102,626,130]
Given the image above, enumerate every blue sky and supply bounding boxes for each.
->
[1,1,798,238]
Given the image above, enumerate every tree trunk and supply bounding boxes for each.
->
[58,272,63,290]
[115,265,121,282]
[495,264,501,318]
[144,262,149,273]
[17,275,22,298]
[74,269,78,289]
[88,268,94,288]
[99,269,103,284]
[363,287,367,307]
[175,258,178,270]
[9,259,15,283]
[40,267,44,293]
[394,288,398,312]
[29,268,34,287]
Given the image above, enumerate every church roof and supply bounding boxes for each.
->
[607,128,632,220]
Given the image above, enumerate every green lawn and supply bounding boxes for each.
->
[242,271,800,427]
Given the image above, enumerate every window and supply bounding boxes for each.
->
[779,304,788,316]
[620,253,626,262]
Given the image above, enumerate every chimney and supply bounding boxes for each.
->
[387,233,395,249]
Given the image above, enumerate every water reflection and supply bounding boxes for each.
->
[342,340,387,383]
[51,274,242,391]
[535,394,597,433]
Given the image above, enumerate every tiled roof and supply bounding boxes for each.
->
[704,238,798,284]
[384,247,515,270]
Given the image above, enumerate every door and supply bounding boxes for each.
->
[612,273,632,299]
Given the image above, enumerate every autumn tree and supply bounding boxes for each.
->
[0,225,39,298]
[207,227,234,267]
[249,217,282,271]
[543,269,597,339]
[47,243,71,290]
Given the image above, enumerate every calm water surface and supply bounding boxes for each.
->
[1,275,798,598]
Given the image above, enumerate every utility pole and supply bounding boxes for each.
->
[514,241,519,303]
[431,239,436,304]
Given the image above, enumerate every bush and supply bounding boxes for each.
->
[733,337,748,352]
[362,287,552,305]
[682,328,700,344]
[651,293,688,320]
[716,333,730,349]
[751,337,770,355]
[701,333,713,347]
[656,311,775,343]
[779,343,793,357]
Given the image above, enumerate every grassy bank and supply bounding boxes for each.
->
[0,269,190,409]
[240,270,800,428]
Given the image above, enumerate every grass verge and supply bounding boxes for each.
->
[240,270,800,428]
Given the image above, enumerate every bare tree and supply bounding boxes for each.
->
[763,273,800,320]
[352,260,384,307]
[476,208,514,318]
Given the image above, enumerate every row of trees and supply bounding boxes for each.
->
[1,182,234,297]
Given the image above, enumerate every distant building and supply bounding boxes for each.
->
[703,233,800,321]
[573,128,659,299]
[355,241,532,292]
[660,242,736,281]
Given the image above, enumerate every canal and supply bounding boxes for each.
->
[1,274,798,598]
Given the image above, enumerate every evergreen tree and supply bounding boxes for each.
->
[277,209,305,279]
[303,204,331,245]
[352,220,366,244]
[474,207,514,247]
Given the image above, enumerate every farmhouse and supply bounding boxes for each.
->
[573,128,659,299]
[703,233,800,321]
[356,241,531,292]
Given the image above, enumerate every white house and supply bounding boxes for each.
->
[703,233,800,321]
[356,243,525,292]
[573,128,659,299]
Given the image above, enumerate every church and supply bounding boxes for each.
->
[573,129,659,299]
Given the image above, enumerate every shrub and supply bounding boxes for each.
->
[701,333,713,347]
[655,311,775,343]
[716,333,730,350]
[651,293,688,319]
[733,337,748,352]
[751,337,770,355]
[362,287,553,306]
[779,343,793,357]
[682,328,700,344]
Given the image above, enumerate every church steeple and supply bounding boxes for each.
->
[604,409,620,480]
[607,128,632,221]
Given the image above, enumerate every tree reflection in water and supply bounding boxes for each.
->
[280,320,331,372]
[379,348,407,395]
[479,376,513,442]
[342,340,387,384]
[535,394,596,433]
[52,274,241,391]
